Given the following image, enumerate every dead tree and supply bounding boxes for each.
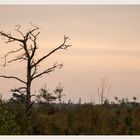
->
[0,24,71,115]
[97,78,111,104]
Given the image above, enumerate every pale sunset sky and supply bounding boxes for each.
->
[0,5,140,103]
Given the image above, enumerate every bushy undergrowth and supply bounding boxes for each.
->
[0,104,21,135]
[0,100,140,135]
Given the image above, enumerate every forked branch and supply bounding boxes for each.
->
[32,63,63,80]
[32,36,71,68]
[2,47,23,66]
[0,31,23,43]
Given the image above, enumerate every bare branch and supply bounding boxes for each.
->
[2,47,23,67]
[0,31,23,43]
[32,63,63,80]
[30,31,40,39]
[15,25,24,38]
[29,32,39,59]
[7,54,27,64]
[0,75,26,84]
[4,48,23,57]
[25,26,39,41]
[32,36,71,68]
[14,87,27,90]
[6,47,36,65]
[11,87,27,94]
[30,22,39,29]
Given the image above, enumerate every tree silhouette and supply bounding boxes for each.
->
[0,24,71,116]
[54,83,65,104]
[37,84,57,104]
[97,78,111,104]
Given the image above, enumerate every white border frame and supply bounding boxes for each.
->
[0,0,140,4]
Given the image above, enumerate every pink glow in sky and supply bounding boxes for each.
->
[0,6,140,103]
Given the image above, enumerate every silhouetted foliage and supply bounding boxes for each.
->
[37,85,57,104]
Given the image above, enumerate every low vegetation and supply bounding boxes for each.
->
[0,92,140,135]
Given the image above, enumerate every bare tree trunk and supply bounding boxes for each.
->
[26,60,32,116]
